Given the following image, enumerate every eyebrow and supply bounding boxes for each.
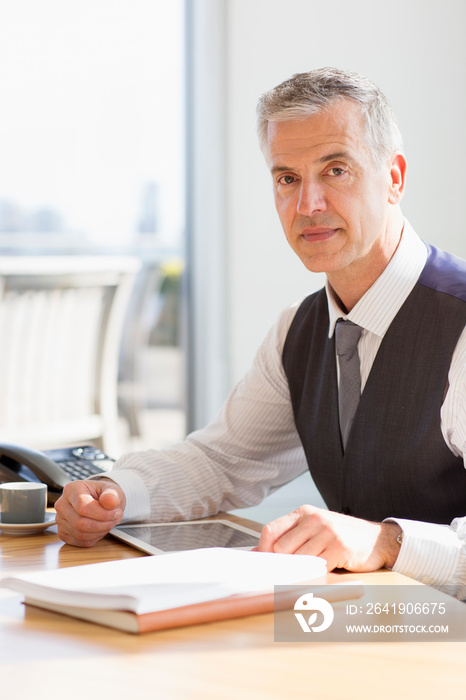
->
[270,165,293,176]
[317,151,352,164]
[270,151,353,175]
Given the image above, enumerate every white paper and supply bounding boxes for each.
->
[1,548,327,614]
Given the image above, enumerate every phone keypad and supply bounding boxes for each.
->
[57,460,111,481]
[43,445,115,484]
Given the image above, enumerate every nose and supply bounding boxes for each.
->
[297,179,327,216]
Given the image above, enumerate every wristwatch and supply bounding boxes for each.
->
[396,531,403,546]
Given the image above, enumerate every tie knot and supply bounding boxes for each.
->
[335,319,363,357]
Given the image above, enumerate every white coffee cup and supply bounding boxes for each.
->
[0,482,47,524]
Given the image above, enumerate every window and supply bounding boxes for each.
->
[0,0,186,452]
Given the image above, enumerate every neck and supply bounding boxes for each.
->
[327,212,404,312]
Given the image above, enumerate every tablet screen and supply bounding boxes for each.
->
[113,521,260,554]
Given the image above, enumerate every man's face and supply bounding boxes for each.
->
[267,100,401,281]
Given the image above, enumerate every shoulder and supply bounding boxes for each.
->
[276,289,326,345]
[254,291,325,366]
[419,245,466,303]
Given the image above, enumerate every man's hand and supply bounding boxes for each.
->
[55,480,126,547]
[256,505,402,572]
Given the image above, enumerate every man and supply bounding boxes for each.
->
[56,68,466,598]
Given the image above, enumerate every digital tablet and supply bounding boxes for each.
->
[110,519,261,555]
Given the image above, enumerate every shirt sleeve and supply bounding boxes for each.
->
[387,325,466,599]
[387,517,466,600]
[107,303,308,523]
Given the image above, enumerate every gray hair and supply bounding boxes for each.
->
[257,67,403,167]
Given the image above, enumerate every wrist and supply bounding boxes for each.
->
[379,522,403,569]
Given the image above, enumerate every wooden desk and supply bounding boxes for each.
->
[1,517,466,700]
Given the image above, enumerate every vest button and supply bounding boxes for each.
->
[342,507,351,515]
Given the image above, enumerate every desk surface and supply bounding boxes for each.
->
[1,515,466,700]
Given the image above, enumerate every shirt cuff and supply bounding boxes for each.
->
[384,517,462,587]
[90,469,151,523]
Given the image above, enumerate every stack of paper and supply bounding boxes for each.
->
[1,548,328,633]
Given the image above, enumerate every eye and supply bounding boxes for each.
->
[277,174,297,185]
[326,166,346,177]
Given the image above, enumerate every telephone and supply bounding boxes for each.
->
[0,443,115,505]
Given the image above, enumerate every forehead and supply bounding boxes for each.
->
[266,101,368,168]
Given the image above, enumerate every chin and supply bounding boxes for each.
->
[294,241,349,275]
[300,255,344,274]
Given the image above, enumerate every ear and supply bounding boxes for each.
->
[388,152,407,204]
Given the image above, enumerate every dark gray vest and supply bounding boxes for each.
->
[282,244,466,524]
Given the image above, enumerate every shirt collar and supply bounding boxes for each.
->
[327,220,428,338]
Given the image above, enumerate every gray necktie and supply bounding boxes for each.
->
[335,319,363,449]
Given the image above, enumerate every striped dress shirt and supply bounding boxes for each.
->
[109,220,466,598]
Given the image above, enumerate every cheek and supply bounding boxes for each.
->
[274,197,292,231]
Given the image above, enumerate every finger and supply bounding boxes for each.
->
[256,510,302,551]
[56,507,116,535]
[55,484,122,546]
[56,507,118,546]
[292,531,334,562]
[57,523,109,548]
[99,487,122,511]
[308,543,341,572]
[68,483,123,523]
[55,482,122,548]
[272,518,323,554]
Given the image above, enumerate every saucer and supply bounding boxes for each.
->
[0,512,56,535]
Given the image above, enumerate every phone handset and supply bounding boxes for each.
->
[0,443,70,492]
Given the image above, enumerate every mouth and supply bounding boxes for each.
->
[300,227,339,243]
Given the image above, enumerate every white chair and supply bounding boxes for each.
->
[0,256,139,456]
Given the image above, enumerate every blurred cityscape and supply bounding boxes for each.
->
[0,180,160,236]
[0,179,175,255]
[0,199,65,234]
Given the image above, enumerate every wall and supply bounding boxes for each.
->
[225,0,466,385]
